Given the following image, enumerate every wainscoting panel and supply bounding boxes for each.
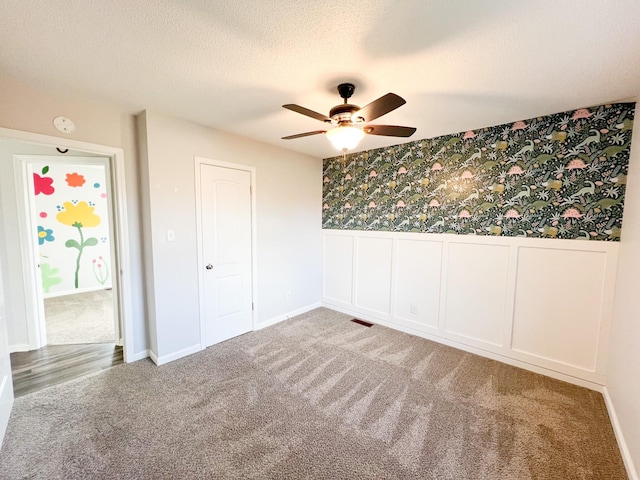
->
[323,234,354,305]
[512,247,608,371]
[354,236,393,316]
[322,231,618,387]
[444,242,510,348]
[392,239,442,330]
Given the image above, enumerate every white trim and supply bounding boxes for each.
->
[149,344,201,366]
[0,127,135,363]
[323,301,604,391]
[322,228,620,253]
[126,349,151,363]
[255,302,323,331]
[13,158,46,349]
[8,343,31,353]
[0,375,13,444]
[194,156,258,348]
[602,387,639,480]
[148,350,158,365]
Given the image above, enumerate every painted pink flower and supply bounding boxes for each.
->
[33,173,54,195]
[368,201,377,208]
[458,210,471,218]
[505,209,521,219]
[323,176,330,183]
[344,203,351,209]
[369,170,378,178]
[431,162,443,171]
[460,170,473,179]
[508,165,524,175]
[397,200,406,207]
[428,199,440,207]
[344,174,352,181]
[398,166,408,174]
[66,172,86,187]
[511,121,527,131]
[323,203,329,210]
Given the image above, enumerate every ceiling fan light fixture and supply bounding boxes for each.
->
[326,124,365,151]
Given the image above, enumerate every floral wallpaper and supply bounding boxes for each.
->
[322,103,635,241]
[29,160,112,295]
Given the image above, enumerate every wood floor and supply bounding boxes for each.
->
[10,343,123,397]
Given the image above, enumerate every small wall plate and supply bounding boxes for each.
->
[53,116,75,133]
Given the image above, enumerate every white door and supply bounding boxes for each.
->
[200,164,253,346]
[0,254,15,445]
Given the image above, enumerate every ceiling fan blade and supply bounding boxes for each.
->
[354,93,406,122]
[283,104,333,123]
[281,130,326,140]
[364,125,417,137]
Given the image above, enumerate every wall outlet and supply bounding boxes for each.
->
[286,291,292,301]
[410,304,418,315]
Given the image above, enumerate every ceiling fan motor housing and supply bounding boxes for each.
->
[329,103,363,124]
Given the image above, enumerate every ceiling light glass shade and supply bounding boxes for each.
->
[326,125,365,151]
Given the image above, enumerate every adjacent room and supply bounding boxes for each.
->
[0,1,639,478]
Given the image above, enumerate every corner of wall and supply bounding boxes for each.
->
[135,111,158,355]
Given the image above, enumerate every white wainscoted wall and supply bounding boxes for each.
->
[323,230,618,388]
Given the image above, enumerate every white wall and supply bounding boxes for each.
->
[27,158,113,296]
[0,73,148,357]
[323,230,618,388]
[138,111,323,363]
[607,105,640,479]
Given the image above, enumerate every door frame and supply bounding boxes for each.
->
[15,155,121,349]
[194,156,257,348]
[0,127,135,362]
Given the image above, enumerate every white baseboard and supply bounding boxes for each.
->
[8,344,30,354]
[125,349,150,363]
[148,350,158,365]
[602,387,639,480]
[323,301,604,392]
[149,344,202,366]
[255,302,323,331]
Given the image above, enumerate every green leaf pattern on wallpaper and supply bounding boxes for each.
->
[322,103,634,241]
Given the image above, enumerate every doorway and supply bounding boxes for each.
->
[195,158,256,347]
[0,128,134,363]
[19,156,119,347]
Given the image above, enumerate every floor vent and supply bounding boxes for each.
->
[351,318,374,327]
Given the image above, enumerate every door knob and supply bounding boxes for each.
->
[205,264,214,270]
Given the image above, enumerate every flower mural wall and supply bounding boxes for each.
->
[322,103,635,241]
[29,161,112,295]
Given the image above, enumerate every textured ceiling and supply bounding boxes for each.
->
[1,0,639,159]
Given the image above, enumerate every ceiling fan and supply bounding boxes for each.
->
[281,83,416,152]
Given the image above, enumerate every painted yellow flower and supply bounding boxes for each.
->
[56,201,101,228]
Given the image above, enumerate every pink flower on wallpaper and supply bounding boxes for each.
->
[33,173,54,195]
[66,172,86,187]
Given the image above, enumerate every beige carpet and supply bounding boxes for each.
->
[44,289,115,345]
[0,308,627,479]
